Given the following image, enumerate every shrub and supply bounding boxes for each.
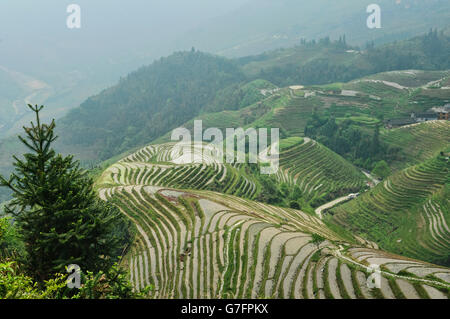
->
[0,261,67,299]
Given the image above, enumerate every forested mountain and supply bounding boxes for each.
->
[56,51,244,160]
[241,30,450,86]
[2,32,449,207]
[178,0,450,57]
[55,31,450,164]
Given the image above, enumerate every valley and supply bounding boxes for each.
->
[87,64,450,297]
[95,138,450,298]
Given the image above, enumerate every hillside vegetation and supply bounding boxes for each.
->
[50,32,450,166]
[96,138,366,210]
[96,150,450,298]
[381,121,450,170]
[240,30,450,86]
[56,51,244,161]
[277,139,366,206]
[2,68,449,208]
[153,69,450,176]
[183,0,450,57]
[330,154,450,266]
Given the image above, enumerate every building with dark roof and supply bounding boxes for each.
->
[438,111,449,120]
[385,118,416,128]
[411,112,437,122]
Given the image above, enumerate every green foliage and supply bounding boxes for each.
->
[279,137,304,151]
[289,201,300,209]
[0,105,132,281]
[0,261,67,299]
[306,115,397,170]
[256,175,283,205]
[0,260,144,299]
[243,31,450,87]
[0,217,24,259]
[372,160,391,179]
[73,262,152,299]
[310,250,321,263]
[257,176,301,208]
[206,79,276,113]
[310,234,325,247]
[58,51,245,160]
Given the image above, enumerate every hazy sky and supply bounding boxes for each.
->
[0,0,250,76]
[1,0,449,90]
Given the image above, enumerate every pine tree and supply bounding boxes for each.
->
[0,105,132,281]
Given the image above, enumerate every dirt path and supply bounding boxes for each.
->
[334,247,450,289]
[314,195,351,219]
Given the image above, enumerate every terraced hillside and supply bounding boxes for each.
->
[277,138,366,206]
[97,185,450,299]
[360,70,450,89]
[98,137,367,208]
[381,121,450,170]
[330,154,450,266]
[266,93,322,137]
[96,142,450,298]
[147,70,450,173]
[97,142,259,200]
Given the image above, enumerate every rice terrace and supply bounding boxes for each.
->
[96,137,450,299]
[1,1,450,306]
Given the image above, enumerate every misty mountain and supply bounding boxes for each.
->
[56,51,244,160]
[0,0,249,138]
[240,30,450,86]
[177,0,450,57]
[55,31,450,164]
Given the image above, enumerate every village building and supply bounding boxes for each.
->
[385,118,416,129]
[437,111,449,120]
[385,107,449,129]
[411,112,438,122]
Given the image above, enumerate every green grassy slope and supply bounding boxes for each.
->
[96,155,450,298]
[277,139,366,206]
[239,32,450,87]
[330,154,450,266]
[49,31,450,165]
[96,138,366,209]
[382,121,450,170]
